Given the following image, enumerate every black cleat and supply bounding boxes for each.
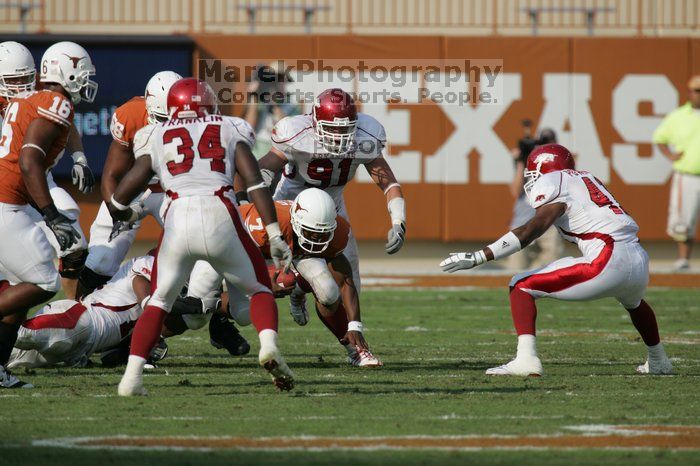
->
[209,315,250,356]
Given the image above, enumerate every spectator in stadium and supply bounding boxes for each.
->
[506,123,563,270]
[242,61,301,159]
[653,75,700,270]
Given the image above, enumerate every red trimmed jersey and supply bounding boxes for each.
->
[0,90,74,204]
[527,170,639,257]
[133,115,255,197]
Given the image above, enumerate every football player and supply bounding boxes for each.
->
[0,41,94,299]
[238,188,382,367]
[440,144,673,376]
[109,78,294,395]
[0,41,97,388]
[77,70,246,357]
[237,88,406,317]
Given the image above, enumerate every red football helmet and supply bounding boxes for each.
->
[524,143,576,194]
[167,77,218,119]
[312,88,358,154]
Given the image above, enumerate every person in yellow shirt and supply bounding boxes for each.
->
[653,75,700,270]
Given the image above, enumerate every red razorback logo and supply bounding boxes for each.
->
[62,53,84,68]
[535,194,545,202]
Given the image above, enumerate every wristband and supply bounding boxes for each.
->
[472,250,488,265]
[246,181,267,193]
[41,204,60,221]
[486,231,522,260]
[21,143,46,157]
[110,195,130,211]
[71,151,88,165]
[387,197,406,226]
[347,321,363,333]
[383,182,401,195]
[266,222,282,238]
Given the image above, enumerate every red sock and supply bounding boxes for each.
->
[250,292,278,333]
[627,300,660,346]
[316,302,349,342]
[510,287,537,336]
[130,305,168,358]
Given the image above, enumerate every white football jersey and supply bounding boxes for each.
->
[133,115,255,197]
[528,170,639,258]
[271,113,386,205]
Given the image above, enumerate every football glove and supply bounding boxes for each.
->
[385,222,406,255]
[269,235,293,272]
[108,202,146,242]
[440,251,486,273]
[42,205,80,251]
[70,152,95,194]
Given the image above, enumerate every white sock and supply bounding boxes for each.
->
[124,355,146,379]
[258,328,278,350]
[516,334,538,359]
[647,343,667,360]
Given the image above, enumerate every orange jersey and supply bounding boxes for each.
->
[0,90,74,205]
[239,200,350,260]
[110,96,148,148]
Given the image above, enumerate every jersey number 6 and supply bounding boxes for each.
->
[163,124,225,176]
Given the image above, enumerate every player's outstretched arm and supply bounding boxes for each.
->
[365,157,406,255]
[108,155,153,222]
[440,203,565,273]
[101,140,135,203]
[236,142,292,271]
[234,148,286,202]
[20,118,80,251]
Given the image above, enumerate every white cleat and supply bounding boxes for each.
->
[0,365,33,389]
[636,357,673,375]
[117,375,148,396]
[259,347,295,391]
[485,357,543,377]
[289,290,309,326]
[347,346,384,367]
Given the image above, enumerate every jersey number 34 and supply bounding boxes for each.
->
[163,124,225,176]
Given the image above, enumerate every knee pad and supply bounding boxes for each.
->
[59,249,88,279]
[229,301,251,327]
[77,267,112,297]
[182,313,212,330]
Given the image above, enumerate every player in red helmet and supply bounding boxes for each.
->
[441,143,672,377]
[167,77,218,119]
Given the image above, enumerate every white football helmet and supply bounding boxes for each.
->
[290,188,338,254]
[40,41,97,104]
[0,41,36,98]
[145,70,183,123]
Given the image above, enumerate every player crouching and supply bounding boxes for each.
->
[440,143,672,377]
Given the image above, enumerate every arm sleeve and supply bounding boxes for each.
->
[132,125,157,170]
[230,117,256,147]
[527,172,567,209]
[270,117,294,162]
[130,256,155,281]
[358,114,387,162]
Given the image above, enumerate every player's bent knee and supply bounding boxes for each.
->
[182,313,212,330]
[229,304,251,327]
[314,279,340,307]
[59,249,88,279]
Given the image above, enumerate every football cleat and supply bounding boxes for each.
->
[289,290,309,326]
[346,345,383,367]
[117,375,148,396]
[0,365,33,389]
[259,347,295,391]
[485,357,543,377]
[636,357,673,375]
[209,315,250,356]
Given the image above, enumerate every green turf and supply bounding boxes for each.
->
[3,288,699,465]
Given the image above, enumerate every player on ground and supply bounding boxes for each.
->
[0,41,94,299]
[239,188,382,367]
[241,88,406,319]
[109,78,294,395]
[440,144,672,376]
[8,253,220,369]
[0,41,97,388]
[77,71,247,356]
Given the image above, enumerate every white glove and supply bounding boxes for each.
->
[269,234,293,272]
[385,222,406,255]
[108,202,146,242]
[70,152,95,194]
[440,251,487,273]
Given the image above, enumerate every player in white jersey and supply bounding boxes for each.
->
[108,78,294,395]
[440,144,673,377]
[242,88,407,320]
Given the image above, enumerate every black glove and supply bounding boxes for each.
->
[42,204,80,251]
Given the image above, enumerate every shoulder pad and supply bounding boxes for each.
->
[527,171,566,209]
[132,124,158,160]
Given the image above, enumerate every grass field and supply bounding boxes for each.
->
[2,287,699,465]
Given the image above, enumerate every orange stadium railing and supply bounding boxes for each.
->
[0,0,698,36]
